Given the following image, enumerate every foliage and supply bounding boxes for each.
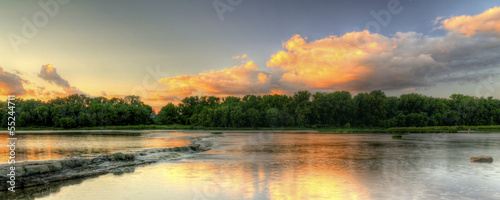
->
[3,90,500,130]
[157,90,500,128]
[1,94,153,129]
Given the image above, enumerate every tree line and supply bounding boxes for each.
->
[157,90,500,128]
[2,90,500,129]
[0,94,153,129]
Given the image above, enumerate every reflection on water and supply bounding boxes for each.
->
[0,132,188,162]
[5,132,500,200]
[0,175,97,200]
[28,160,370,200]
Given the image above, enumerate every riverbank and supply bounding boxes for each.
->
[12,125,310,131]
[9,124,500,133]
[0,134,218,192]
[386,125,500,133]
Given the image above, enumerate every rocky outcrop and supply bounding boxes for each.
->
[0,135,217,192]
[0,152,144,192]
[469,156,493,163]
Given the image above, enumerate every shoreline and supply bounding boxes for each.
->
[0,134,219,192]
[3,125,500,134]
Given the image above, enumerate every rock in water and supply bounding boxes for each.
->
[470,156,493,163]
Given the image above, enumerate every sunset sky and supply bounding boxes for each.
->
[1,0,500,111]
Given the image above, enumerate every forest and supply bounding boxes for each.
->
[1,95,153,129]
[2,90,500,129]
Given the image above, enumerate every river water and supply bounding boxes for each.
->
[3,131,500,200]
[0,131,189,162]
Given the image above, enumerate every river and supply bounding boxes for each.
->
[2,131,500,200]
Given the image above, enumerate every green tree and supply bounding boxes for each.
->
[34,106,51,126]
[246,108,261,127]
[59,117,76,129]
[265,108,280,127]
[157,103,179,125]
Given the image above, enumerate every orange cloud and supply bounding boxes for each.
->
[0,67,26,95]
[442,6,500,37]
[270,89,287,95]
[0,65,88,101]
[267,15,500,92]
[402,88,415,92]
[157,61,272,100]
[152,5,500,104]
[1,64,90,102]
[232,54,248,59]
[257,73,271,84]
[267,31,389,89]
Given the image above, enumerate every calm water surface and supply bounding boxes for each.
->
[7,131,500,199]
[0,131,188,162]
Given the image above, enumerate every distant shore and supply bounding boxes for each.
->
[4,125,500,134]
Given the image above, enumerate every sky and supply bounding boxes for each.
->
[1,0,500,111]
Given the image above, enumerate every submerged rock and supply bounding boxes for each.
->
[470,156,493,163]
[0,152,139,191]
[0,134,219,191]
[104,152,135,161]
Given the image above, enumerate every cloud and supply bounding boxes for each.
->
[63,87,86,95]
[0,67,27,95]
[39,64,71,88]
[432,16,444,25]
[13,69,23,75]
[402,88,416,92]
[150,6,500,103]
[267,32,385,90]
[266,7,500,92]
[38,64,86,95]
[157,61,273,100]
[441,6,500,37]
[232,54,248,59]
[270,89,287,95]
